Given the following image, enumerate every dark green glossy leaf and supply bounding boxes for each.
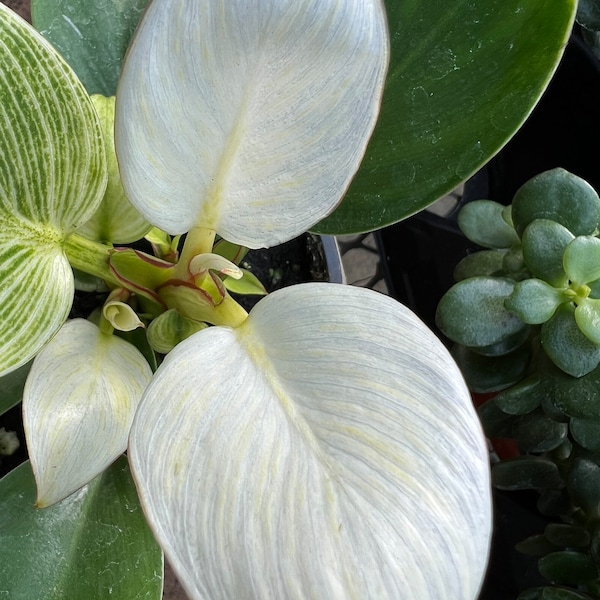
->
[436,277,526,348]
[457,200,519,248]
[31,0,149,95]
[0,361,31,415]
[495,376,543,415]
[453,249,507,281]
[511,409,568,453]
[571,418,600,451]
[493,457,563,491]
[0,458,163,599]
[538,551,599,586]
[315,0,576,234]
[451,343,530,393]
[567,459,600,517]
[544,524,590,549]
[521,219,574,287]
[512,169,600,238]
[541,304,600,378]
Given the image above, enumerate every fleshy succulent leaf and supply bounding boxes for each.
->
[512,168,600,237]
[453,250,507,281]
[541,303,600,377]
[457,200,519,249]
[564,236,600,286]
[115,0,389,248]
[0,6,106,377]
[575,298,600,345]
[436,277,527,348]
[23,319,152,507]
[506,279,565,325]
[521,219,574,287]
[130,282,491,599]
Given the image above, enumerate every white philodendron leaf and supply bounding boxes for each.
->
[130,283,491,599]
[115,0,389,248]
[0,6,106,377]
[24,319,152,507]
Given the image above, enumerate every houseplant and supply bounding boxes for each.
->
[0,0,576,598]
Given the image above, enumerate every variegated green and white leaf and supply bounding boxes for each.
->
[0,5,106,376]
[130,283,491,599]
[115,0,389,248]
[78,95,151,244]
[24,319,152,507]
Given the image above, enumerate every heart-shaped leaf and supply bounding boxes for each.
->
[315,0,577,233]
[0,6,106,377]
[0,458,162,599]
[23,319,152,507]
[115,0,389,248]
[31,0,149,96]
[130,283,491,599]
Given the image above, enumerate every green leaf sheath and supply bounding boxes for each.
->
[314,0,576,233]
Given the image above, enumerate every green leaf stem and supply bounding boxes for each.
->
[0,5,106,377]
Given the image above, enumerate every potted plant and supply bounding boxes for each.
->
[0,0,577,598]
